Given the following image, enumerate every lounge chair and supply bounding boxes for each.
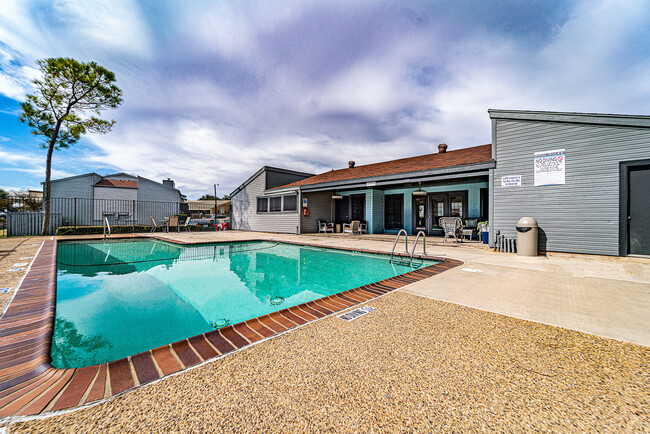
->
[168,215,179,232]
[149,216,159,233]
[439,217,463,243]
[318,220,334,233]
[343,220,359,235]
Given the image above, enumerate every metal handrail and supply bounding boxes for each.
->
[410,231,426,264]
[103,217,111,238]
[389,229,409,263]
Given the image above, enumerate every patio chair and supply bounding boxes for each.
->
[462,218,479,241]
[343,220,359,235]
[149,216,159,233]
[439,217,463,243]
[318,220,334,233]
[358,221,367,234]
[180,217,191,232]
[168,215,179,232]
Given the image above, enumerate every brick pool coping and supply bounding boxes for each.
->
[0,236,462,419]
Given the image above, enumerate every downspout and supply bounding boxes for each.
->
[297,187,302,234]
[489,117,497,248]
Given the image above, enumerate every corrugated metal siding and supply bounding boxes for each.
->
[493,119,650,255]
[50,174,99,199]
[137,178,180,202]
[301,191,333,233]
[231,171,300,233]
[7,212,62,236]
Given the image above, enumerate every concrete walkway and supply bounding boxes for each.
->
[149,231,650,346]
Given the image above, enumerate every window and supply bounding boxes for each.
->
[283,195,297,211]
[384,194,403,230]
[257,197,268,212]
[270,196,282,212]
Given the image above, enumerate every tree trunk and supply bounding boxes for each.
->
[42,121,62,236]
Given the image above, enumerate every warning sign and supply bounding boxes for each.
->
[501,175,522,187]
[534,149,565,186]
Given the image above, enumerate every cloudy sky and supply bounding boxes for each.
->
[0,0,648,199]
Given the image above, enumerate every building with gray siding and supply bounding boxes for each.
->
[230,167,315,234]
[231,109,650,257]
[231,146,493,236]
[489,109,650,257]
[48,172,184,227]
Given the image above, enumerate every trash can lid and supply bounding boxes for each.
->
[516,216,538,228]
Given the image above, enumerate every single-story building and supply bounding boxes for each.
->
[489,109,650,257]
[230,166,315,233]
[185,200,231,218]
[231,109,650,257]
[231,144,493,235]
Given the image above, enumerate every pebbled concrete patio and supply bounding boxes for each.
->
[1,231,648,432]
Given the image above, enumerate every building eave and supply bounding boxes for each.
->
[297,161,495,192]
[488,109,650,128]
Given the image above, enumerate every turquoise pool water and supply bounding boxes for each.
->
[53,239,436,368]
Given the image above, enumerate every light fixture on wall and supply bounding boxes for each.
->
[413,182,426,196]
[332,193,343,199]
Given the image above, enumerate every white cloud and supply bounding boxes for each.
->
[46,0,152,58]
[1,0,649,198]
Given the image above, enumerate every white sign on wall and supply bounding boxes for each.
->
[534,149,565,186]
[302,198,308,207]
[501,175,522,187]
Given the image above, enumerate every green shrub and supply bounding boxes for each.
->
[55,225,159,235]
[55,223,212,235]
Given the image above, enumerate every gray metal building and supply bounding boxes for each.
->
[489,109,650,257]
[48,172,184,227]
[50,172,183,203]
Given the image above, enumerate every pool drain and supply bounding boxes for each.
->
[270,296,285,305]
[339,306,376,321]
[210,318,230,328]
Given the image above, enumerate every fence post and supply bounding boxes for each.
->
[132,200,136,233]
[74,198,77,235]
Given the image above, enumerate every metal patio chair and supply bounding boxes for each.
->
[318,220,334,233]
[343,220,359,235]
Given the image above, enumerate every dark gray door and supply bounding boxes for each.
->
[350,194,365,221]
[629,166,650,255]
[334,198,349,224]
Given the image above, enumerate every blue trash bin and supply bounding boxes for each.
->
[481,231,489,244]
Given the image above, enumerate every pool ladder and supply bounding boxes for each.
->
[103,217,111,238]
[389,230,426,266]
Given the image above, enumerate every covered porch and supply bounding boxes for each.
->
[299,176,489,236]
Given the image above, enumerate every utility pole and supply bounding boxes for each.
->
[214,183,219,219]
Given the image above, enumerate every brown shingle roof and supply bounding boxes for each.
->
[274,144,492,189]
[94,179,138,188]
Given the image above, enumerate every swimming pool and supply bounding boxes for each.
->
[54,238,438,368]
